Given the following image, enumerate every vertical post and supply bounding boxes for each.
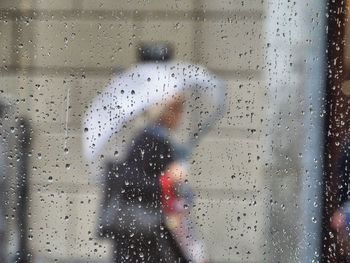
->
[15,118,32,263]
[298,1,328,262]
[265,0,327,262]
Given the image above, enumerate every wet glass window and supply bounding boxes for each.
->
[0,0,337,262]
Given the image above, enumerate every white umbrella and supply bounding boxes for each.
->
[82,61,226,161]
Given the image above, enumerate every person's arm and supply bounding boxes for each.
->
[330,142,350,231]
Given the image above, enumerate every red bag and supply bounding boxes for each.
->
[160,172,177,214]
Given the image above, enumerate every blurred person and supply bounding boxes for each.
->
[330,137,350,261]
[89,44,225,263]
[101,96,194,262]
[331,202,350,261]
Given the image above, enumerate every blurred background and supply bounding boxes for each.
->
[0,0,345,262]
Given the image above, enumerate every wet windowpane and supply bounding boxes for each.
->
[0,0,338,262]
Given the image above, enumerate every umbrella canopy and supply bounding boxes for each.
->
[82,61,226,161]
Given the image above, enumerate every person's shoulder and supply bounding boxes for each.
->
[133,127,157,143]
[135,125,170,143]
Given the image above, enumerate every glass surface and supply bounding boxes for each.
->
[0,1,332,262]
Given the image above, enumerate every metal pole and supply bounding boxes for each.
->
[264,0,327,262]
[299,1,328,261]
[15,118,32,263]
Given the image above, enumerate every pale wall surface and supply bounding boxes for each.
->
[0,1,268,262]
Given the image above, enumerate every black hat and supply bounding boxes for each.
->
[138,43,173,62]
